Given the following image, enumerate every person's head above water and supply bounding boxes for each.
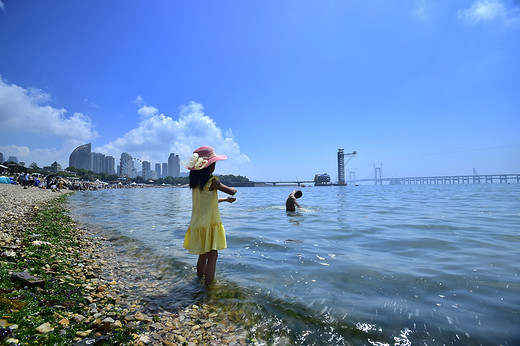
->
[294,190,303,198]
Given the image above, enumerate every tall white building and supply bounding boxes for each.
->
[167,153,180,178]
[120,152,134,177]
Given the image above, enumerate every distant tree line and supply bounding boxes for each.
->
[1,161,54,176]
[2,162,251,186]
[66,167,251,186]
[217,174,251,185]
[66,167,119,182]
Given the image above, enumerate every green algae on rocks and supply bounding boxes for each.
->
[0,195,133,345]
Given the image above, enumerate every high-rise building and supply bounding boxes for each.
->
[120,152,134,177]
[142,161,151,179]
[7,156,19,164]
[162,163,167,178]
[0,152,4,163]
[167,153,180,178]
[106,156,115,175]
[155,163,161,178]
[69,143,92,171]
[92,152,105,173]
[86,151,115,174]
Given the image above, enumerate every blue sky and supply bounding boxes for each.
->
[1,0,519,181]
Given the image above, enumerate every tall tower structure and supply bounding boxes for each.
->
[167,153,180,178]
[92,152,105,173]
[162,163,167,178]
[374,164,383,185]
[120,152,133,177]
[337,149,345,185]
[142,161,151,179]
[106,156,115,174]
[337,149,357,185]
[69,143,92,171]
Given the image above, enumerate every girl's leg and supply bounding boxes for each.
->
[204,250,218,285]
[197,253,207,277]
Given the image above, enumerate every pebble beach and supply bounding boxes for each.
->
[0,184,251,345]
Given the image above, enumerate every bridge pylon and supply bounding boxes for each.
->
[337,149,357,185]
[374,164,383,185]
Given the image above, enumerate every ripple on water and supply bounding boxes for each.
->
[67,184,520,345]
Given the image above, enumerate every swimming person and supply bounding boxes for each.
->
[286,189,302,212]
[183,146,237,285]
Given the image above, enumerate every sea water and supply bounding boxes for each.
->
[67,184,520,345]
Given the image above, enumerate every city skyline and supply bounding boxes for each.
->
[1,2,519,181]
[66,143,182,179]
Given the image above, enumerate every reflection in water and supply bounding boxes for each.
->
[287,211,303,226]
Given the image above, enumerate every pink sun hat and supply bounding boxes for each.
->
[186,146,227,170]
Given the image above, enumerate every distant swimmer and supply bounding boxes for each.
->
[286,190,302,212]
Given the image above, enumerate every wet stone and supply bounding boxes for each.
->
[10,272,45,288]
[0,184,254,345]
[35,322,54,334]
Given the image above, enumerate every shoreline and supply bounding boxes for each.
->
[0,184,252,345]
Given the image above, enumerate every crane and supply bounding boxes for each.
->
[337,149,357,185]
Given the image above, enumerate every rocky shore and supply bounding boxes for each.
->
[0,184,253,345]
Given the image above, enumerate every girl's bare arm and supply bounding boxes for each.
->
[218,197,236,203]
[210,178,237,196]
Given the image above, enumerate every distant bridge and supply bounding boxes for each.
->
[230,180,315,187]
[228,174,520,187]
[352,173,520,185]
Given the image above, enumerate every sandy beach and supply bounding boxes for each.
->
[0,183,250,345]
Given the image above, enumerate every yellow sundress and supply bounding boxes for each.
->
[183,175,227,255]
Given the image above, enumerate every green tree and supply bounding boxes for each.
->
[218,174,250,185]
[29,162,39,169]
[133,176,145,183]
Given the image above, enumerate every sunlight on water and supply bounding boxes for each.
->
[68,184,520,345]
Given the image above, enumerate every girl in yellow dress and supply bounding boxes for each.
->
[184,146,237,285]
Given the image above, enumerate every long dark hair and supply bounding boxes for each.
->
[189,165,212,190]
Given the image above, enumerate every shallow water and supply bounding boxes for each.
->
[68,184,520,345]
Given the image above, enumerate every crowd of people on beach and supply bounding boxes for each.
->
[1,172,112,191]
[16,172,63,191]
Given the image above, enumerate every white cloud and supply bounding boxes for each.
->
[0,144,30,158]
[0,76,248,175]
[96,100,250,174]
[0,144,67,168]
[134,95,145,107]
[0,75,98,145]
[137,104,159,120]
[414,0,430,22]
[0,1,5,12]
[458,0,520,25]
